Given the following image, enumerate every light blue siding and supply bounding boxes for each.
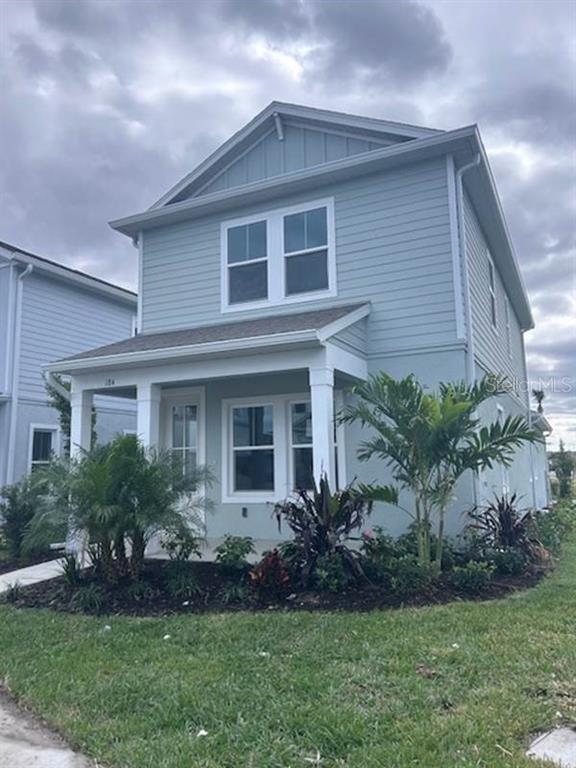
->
[332,318,367,355]
[143,157,457,355]
[193,123,399,198]
[19,273,135,399]
[464,191,527,402]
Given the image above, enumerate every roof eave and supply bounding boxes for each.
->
[111,126,478,237]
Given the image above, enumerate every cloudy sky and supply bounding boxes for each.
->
[2,0,575,447]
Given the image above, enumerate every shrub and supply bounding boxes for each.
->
[274,476,372,588]
[249,549,291,599]
[485,547,527,576]
[361,527,397,582]
[61,553,82,587]
[450,561,494,594]
[314,552,354,593]
[389,555,433,600]
[161,525,202,562]
[70,583,107,614]
[530,501,575,555]
[214,535,255,572]
[468,494,536,558]
[0,476,49,561]
[124,579,161,603]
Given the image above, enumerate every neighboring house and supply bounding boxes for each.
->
[46,102,550,544]
[0,241,137,486]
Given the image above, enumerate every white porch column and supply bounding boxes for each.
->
[137,382,161,448]
[70,387,93,458]
[309,365,336,488]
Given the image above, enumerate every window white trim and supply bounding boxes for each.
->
[28,423,60,473]
[221,390,345,504]
[160,386,206,470]
[487,250,498,331]
[221,197,336,313]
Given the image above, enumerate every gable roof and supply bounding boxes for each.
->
[0,240,137,305]
[151,102,441,208]
[47,303,369,373]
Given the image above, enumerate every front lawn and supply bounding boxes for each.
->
[1,539,575,768]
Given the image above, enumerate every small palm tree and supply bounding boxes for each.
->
[341,373,541,573]
[25,434,212,583]
[532,389,545,414]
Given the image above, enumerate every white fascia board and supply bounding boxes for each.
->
[317,303,371,342]
[150,102,441,209]
[0,245,137,306]
[111,126,478,236]
[45,329,320,375]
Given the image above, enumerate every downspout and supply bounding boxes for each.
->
[455,154,481,385]
[454,154,481,507]
[6,264,33,484]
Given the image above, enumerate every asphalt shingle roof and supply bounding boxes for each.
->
[60,304,366,363]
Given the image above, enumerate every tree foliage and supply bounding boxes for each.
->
[341,373,541,572]
[550,440,575,499]
[44,374,97,454]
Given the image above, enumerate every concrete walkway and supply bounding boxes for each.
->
[0,559,64,594]
[0,692,94,768]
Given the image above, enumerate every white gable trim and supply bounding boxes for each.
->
[150,101,440,209]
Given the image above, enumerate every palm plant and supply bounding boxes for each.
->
[25,434,212,583]
[532,389,545,414]
[340,373,541,573]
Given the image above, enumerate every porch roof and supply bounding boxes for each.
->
[47,303,369,374]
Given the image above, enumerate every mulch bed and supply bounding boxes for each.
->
[0,552,60,577]
[2,558,546,617]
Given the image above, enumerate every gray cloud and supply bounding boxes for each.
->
[1,0,574,445]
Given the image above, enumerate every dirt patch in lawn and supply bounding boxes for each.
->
[1,558,546,617]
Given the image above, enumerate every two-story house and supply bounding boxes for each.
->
[45,103,550,542]
[0,241,137,486]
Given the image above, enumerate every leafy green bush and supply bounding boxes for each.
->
[124,579,160,603]
[530,501,575,555]
[161,525,202,562]
[218,583,250,604]
[0,476,49,561]
[314,552,354,593]
[485,547,527,576]
[450,561,494,594]
[249,549,291,599]
[4,582,21,603]
[214,536,255,572]
[360,527,397,582]
[274,476,372,588]
[389,555,433,599]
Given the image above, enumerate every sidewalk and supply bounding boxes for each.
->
[0,692,94,768]
[0,559,64,594]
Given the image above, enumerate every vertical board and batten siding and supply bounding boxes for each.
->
[192,124,403,198]
[463,190,528,404]
[18,272,135,399]
[142,157,458,355]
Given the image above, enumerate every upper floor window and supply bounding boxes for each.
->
[222,198,335,311]
[487,253,497,329]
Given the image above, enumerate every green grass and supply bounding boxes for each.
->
[1,544,575,768]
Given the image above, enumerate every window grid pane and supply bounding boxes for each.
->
[32,430,53,462]
[229,261,268,304]
[285,249,328,296]
[284,207,327,255]
[227,221,267,264]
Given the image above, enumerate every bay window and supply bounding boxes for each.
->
[222,198,335,311]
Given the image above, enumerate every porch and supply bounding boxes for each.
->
[47,304,369,541]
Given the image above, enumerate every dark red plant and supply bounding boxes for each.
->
[249,549,291,598]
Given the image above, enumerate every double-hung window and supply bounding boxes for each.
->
[488,254,497,329]
[290,402,314,490]
[283,207,329,296]
[232,404,275,492]
[226,220,268,305]
[222,199,335,310]
[29,426,58,472]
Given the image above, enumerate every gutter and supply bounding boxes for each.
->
[6,264,33,484]
[455,154,481,384]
